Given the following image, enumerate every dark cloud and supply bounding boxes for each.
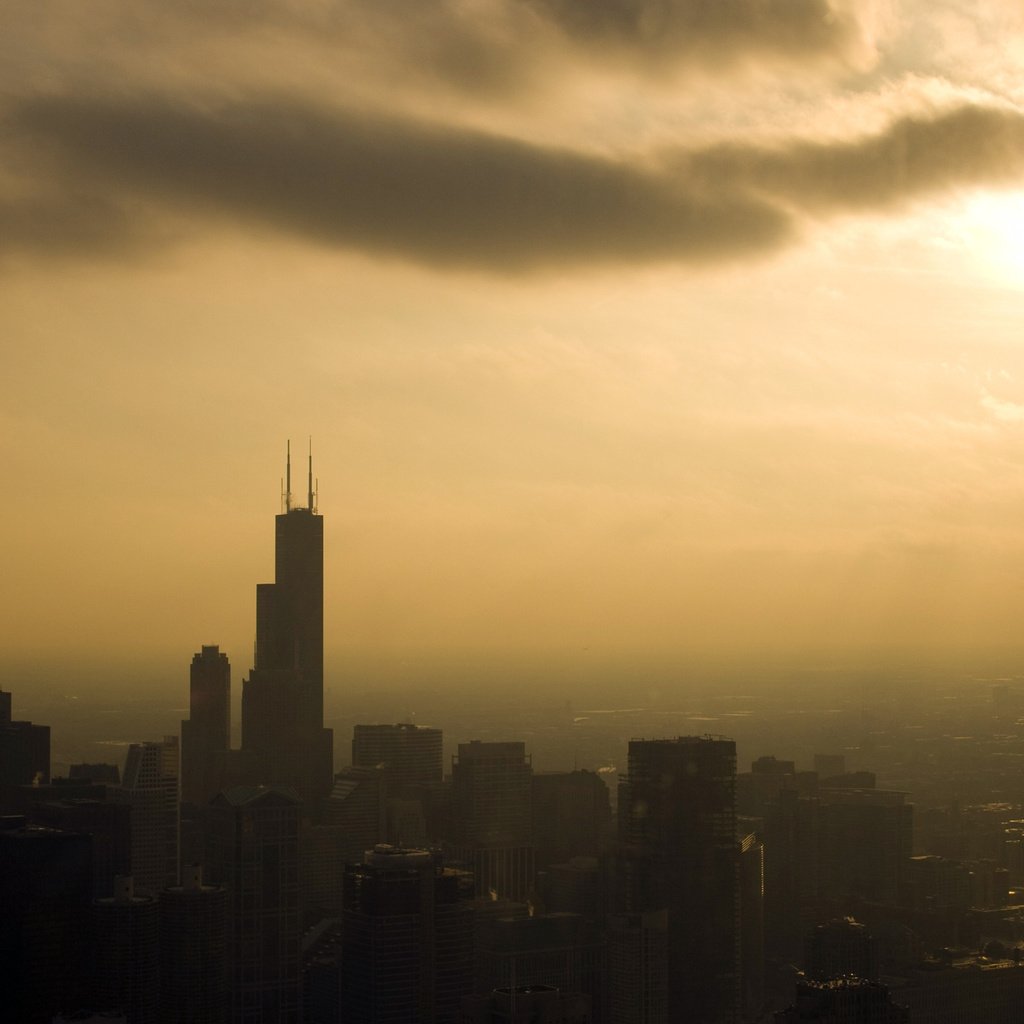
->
[0,190,151,260]
[529,0,869,66]
[8,94,791,271]
[7,93,1024,272]
[678,105,1024,212]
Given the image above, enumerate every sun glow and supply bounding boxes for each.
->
[961,192,1024,287]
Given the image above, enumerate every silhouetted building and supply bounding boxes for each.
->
[353,723,444,845]
[353,723,444,790]
[113,736,179,894]
[805,918,877,982]
[241,445,333,807]
[532,770,612,868]
[450,740,535,900]
[740,832,765,1021]
[302,918,344,1024]
[93,875,159,1024]
[69,763,121,785]
[341,845,475,1024]
[763,788,820,960]
[182,645,231,806]
[0,818,93,1023]
[208,785,302,1024]
[606,910,668,1024]
[476,912,604,1020]
[159,863,229,1024]
[775,978,908,1023]
[818,789,913,909]
[540,856,605,918]
[0,688,50,786]
[32,797,131,898]
[461,986,592,1023]
[618,736,739,1024]
[323,765,387,865]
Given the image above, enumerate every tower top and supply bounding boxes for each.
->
[281,439,317,514]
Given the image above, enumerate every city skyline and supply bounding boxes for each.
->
[8,4,1024,689]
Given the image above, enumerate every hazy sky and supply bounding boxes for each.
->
[6,1,1024,688]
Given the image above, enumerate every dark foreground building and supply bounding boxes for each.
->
[342,845,475,1024]
[617,736,739,1024]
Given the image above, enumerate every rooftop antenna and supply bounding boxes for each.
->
[285,440,292,513]
[307,437,314,511]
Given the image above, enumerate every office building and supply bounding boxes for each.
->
[775,978,909,1023]
[475,912,604,1018]
[113,736,179,894]
[182,645,231,806]
[450,740,535,900]
[618,736,739,1024]
[805,918,877,983]
[342,845,475,1024]
[353,723,444,791]
[159,863,229,1024]
[323,765,387,865]
[532,770,612,868]
[0,688,50,787]
[208,785,302,1024]
[0,818,93,1023]
[241,444,333,807]
[93,875,159,1024]
[606,910,668,1024]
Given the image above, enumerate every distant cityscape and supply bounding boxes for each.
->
[7,454,1024,1023]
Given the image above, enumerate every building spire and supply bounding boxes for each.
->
[285,439,292,513]
[307,437,314,512]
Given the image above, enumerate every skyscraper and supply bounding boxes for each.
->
[159,863,229,1024]
[617,736,739,1024]
[182,645,231,806]
[450,740,535,901]
[92,875,160,1024]
[208,785,302,1024]
[352,723,443,791]
[341,845,474,1024]
[0,688,50,787]
[241,444,333,807]
[113,736,180,895]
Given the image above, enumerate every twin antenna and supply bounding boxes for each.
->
[281,439,318,513]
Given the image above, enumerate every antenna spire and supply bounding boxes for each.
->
[307,437,314,511]
[285,440,292,513]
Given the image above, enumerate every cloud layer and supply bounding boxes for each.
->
[7,91,1024,272]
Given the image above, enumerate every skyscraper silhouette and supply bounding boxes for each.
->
[181,645,231,806]
[241,443,333,806]
[113,736,180,895]
[617,736,739,1024]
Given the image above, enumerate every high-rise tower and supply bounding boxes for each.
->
[181,645,231,806]
[617,736,739,1024]
[241,443,333,806]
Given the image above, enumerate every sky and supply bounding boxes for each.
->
[6,1,1024,693]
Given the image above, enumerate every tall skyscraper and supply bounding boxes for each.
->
[0,818,94,1023]
[113,736,180,895]
[92,875,160,1024]
[159,863,229,1024]
[618,736,739,1024]
[182,645,231,806]
[341,845,474,1024]
[450,740,535,901]
[241,444,333,806]
[208,785,302,1024]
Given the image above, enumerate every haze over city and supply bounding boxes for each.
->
[7,1,1024,696]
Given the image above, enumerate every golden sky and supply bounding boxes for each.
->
[6,1,1024,684]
